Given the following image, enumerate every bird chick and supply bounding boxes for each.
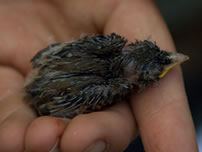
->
[24,33,189,118]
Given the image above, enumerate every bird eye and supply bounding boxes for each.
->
[158,51,172,65]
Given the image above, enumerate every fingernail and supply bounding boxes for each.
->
[49,140,60,152]
[85,141,107,152]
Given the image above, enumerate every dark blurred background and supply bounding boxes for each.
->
[125,0,202,151]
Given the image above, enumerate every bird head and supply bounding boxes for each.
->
[122,40,189,88]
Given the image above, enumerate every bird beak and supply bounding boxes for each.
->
[158,52,189,78]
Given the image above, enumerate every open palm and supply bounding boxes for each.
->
[0,0,198,152]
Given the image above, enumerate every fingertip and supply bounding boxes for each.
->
[60,114,103,152]
[25,116,68,152]
[60,103,136,152]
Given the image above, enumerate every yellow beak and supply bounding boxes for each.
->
[158,52,189,78]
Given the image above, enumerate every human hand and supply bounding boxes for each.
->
[0,0,198,151]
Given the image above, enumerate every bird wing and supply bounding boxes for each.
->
[31,33,127,68]
[28,75,132,118]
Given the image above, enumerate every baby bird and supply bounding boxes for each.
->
[24,33,189,118]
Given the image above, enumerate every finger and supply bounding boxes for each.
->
[132,70,198,151]
[25,116,68,152]
[0,93,35,152]
[103,0,198,151]
[60,102,136,152]
[0,66,35,151]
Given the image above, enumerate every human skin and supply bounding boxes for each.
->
[0,0,198,152]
